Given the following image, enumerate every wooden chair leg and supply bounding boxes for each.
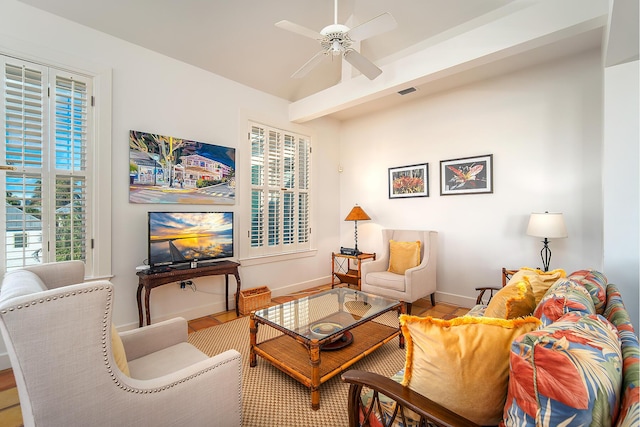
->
[430,293,436,307]
[405,302,412,314]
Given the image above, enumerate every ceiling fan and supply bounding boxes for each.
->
[275,0,397,80]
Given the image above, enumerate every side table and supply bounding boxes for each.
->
[331,252,376,289]
[136,261,241,326]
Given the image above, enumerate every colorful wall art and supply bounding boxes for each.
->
[129,130,235,204]
[389,163,429,198]
[440,154,493,195]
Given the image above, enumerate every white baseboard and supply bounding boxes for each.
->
[435,291,477,309]
[119,299,232,332]
[119,275,333,331]
[271,276,332,297]
[0,354,9,371]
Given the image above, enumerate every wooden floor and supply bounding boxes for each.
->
[0,283,469,427]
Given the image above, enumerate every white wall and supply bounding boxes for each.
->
[108,52,341,326]
[339,49,605,307]
[603,59,639,331]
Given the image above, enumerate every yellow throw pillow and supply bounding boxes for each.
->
[388,240,421,274]
[111,324,130,377]
[507,267,566,305]
[400,315,541,426]
[484,279,536,319]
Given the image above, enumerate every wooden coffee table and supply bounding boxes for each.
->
[249,288,405,410]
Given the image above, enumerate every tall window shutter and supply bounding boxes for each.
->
[297,136,310,244]
[52,73,90,262]
[248,121,311,256]
[2,60,46,268]
[250,125,265,248]
[1,56,92,269]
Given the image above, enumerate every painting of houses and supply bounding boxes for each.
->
[129,130,235,204]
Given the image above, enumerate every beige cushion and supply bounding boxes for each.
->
[485,279,536,319]
[400,314,541,426]
[387,240,420,274]
[127,342,209,379]
[364,271,406,291]
[111,324,130,377]
[508,268,566,304]
[0,270,47,303]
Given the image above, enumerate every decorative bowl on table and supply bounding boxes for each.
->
[309,322,343,342]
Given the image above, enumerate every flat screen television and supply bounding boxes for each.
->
[148,211,234,267]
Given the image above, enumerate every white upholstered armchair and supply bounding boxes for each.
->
[361,229,437,313]
[0,261,242,427]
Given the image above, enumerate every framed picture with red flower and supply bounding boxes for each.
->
[440,154,493,196]
[388,163,429,199]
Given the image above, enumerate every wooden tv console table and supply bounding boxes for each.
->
[136,261,241,327]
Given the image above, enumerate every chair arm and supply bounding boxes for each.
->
[405,261,430,284]
[115,350,243,426]
[474,286,502,305]
[119,317,188,360]
[361,257,389,275]
[403,252,435,301]
[341,370,480,427]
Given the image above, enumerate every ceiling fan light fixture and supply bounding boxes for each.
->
[331,40,342,54]
[276,1,396,80]
[321,24,350,36]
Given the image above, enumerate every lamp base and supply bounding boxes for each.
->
[540,238,552,272]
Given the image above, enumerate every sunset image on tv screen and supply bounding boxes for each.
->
[149,212,233,266]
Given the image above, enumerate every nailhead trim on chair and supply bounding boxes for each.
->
[0,285,105,314]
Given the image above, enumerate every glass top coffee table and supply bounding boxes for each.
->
[249,288,405,410]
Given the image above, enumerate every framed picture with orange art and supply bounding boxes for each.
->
[388,163,429,199]
[440,154,493,195]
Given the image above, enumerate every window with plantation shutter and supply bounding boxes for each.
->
[248,122,311,256]
[1,55,93,271]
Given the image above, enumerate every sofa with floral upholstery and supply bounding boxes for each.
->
[342,268,639,427]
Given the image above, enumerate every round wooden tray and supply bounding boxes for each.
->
[321,331,353,351]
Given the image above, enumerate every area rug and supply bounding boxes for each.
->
[188,312,406,427]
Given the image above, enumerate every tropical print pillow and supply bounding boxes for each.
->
[603,284,640,427]
[533,278,595,327]
[616,328,640,427]
[568,269,607,314]
[503,312,623,427]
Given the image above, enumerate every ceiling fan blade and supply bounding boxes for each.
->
[347,12,397,41]
[291,50,327,79]
[343,49,382,80]
[275,20,323,40]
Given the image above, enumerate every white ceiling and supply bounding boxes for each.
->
[16,0,626,122]
[17,0,518,101]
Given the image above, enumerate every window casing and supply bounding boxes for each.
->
[248,122,311,257]
[1,55,93,272]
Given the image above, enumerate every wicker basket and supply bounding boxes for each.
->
[238,286,271,315]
